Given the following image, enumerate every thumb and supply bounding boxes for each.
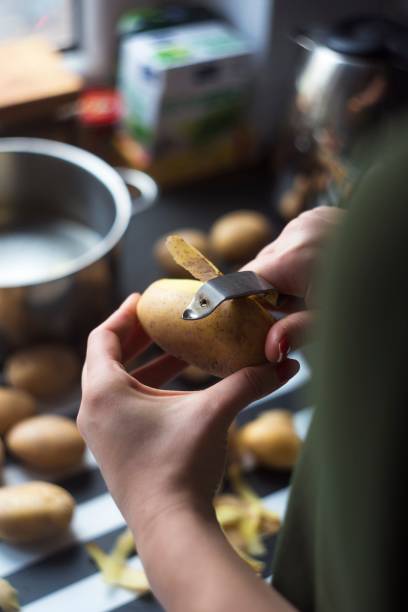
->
[204,359,300,422]
[266,310,314,363]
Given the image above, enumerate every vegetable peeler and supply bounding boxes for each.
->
[182,271,281,320]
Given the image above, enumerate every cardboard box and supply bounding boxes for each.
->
[117,20,255,183]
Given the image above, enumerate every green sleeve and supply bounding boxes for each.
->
[272,143,408,612]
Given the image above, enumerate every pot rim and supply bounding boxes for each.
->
[0,138,132,288]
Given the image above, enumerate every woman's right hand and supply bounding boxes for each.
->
[243,206,343,362]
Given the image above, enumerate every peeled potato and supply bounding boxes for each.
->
[237,410,301,469]
[0,387,37,435]
[4,344,80,398]
[210,210,273,264]
[0,481,75,543]
[6,415,85,472]
[154,229,212,277]
[137,279,272,378]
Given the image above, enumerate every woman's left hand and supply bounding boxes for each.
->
[77,293,299,540]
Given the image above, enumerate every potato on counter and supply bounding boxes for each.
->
[0,481,75,543]
[4,344,80,399]
[0,437,4,471]
[180,365,213,386]
[6,415,85,472]
[236,410,301,470]
[210,210,273,264]
[0,387,37,435]
[154,229,212,277]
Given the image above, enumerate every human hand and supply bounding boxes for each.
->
[77,294,299,540]
[243,206,343,362]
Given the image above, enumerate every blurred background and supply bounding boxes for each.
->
[0,2,408,610]
[2,0,408,356]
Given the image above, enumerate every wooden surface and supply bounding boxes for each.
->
[0,36,82,125]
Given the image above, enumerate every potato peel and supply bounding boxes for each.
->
[111,527,135,562]
[86,468,279,596]
[166,235,277,322]
[0,578,20,612]
[165,235,222,282]
[86,543,150,593]
[215,471,280,568]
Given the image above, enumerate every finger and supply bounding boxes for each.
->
[102,293,152,363]
[265,310,315,363]
[85,294,149,381]
[204,359,300,422]
[131,354,187,388]
[87,293,151,368]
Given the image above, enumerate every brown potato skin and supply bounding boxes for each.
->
[0,387,37,435]
[238,410,301,469]
[4,344,80,399]
[137,279,273,378]
[6,415,85,472]
[0,481,75,543]
[154,229,212,277]
[210,210,273,264]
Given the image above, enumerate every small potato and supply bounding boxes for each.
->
[0,437,4,471]
[4,344,80,399]
[238,410,301,470]
[180,365,212,386]
[278,188,306,221]
[154,229,212,277]
[6,415,85,472]
[0,387,37,435]
[210,210,273,264]
[0,481,75,543]
[137,279,273,378]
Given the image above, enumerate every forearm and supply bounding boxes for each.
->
[131,505,297,612]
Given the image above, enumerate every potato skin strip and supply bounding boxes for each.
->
[86,543,150,594]
[0,578,20,612]
[166,235,222,282]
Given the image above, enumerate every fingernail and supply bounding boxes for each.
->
[277,336,291,363]
[277,359,300,384]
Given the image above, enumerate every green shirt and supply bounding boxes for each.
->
[272,143,408,611]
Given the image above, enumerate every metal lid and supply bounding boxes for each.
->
[306,16,408,64]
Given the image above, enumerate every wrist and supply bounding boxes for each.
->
[124,491,216,550]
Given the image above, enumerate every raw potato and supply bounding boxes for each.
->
[237,410,301,469]
[0,481,75,543]
[0,437,4,471]
[180,365,212,385]
[6,415,85,472]
[154,229,212,277]
[4,344,80,398]
[210,210,273,264]
[137,279,272,378]
[0,387,37,434]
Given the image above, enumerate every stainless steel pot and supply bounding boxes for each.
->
[0,138,158,357]
[275,17,408,211]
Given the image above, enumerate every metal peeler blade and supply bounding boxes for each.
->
[182,271,280,320]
